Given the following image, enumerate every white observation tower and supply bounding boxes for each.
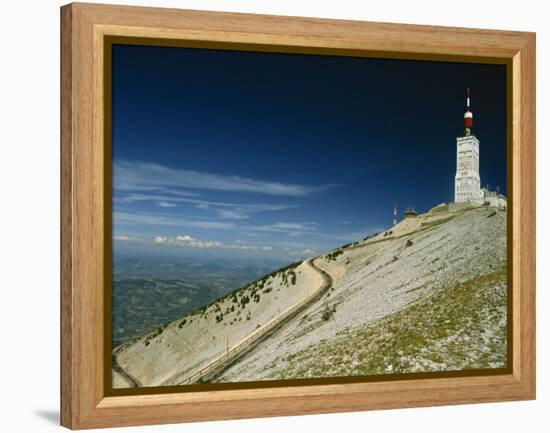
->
[455,88,483,203]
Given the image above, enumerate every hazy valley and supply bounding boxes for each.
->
[112,257,281,347]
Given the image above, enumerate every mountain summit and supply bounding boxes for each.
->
[113,202,507,388]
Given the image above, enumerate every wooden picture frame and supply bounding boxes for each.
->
[60,2,536,429]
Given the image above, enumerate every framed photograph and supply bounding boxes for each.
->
[60,3,535,429]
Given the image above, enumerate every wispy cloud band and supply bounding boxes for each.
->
[114,211,236,230]
[153,234,271,251]
[114,160,336,197]
[117,193,297,219]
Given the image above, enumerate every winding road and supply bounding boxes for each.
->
[180,258,334,384]
[112,258,334,387]
[112,351,142,388]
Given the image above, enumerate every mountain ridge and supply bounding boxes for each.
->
[113,202,507,387]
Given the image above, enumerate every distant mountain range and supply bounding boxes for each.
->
[112,258,279,346]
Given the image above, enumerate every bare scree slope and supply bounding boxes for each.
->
[113,203,507,388]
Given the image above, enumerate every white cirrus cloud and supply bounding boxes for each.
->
[245,221,320,236]
[270,222,318,231]
[114,211,235,230]
[157,201,177,208]
[114,160,338,197]
[152,234,272,251]
[113,235,141,242]
[119,193,287,210]
[116,192,298,220]
[290,248,316,257]
[215,209,249,220]
[190,240,224,248]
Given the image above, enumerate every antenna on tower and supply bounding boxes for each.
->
[393,203,398,226]
[464,87,473,135]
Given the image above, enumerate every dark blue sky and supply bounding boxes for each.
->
[111,43,506,260]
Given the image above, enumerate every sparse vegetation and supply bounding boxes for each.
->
[326,249,344,262]
[321,304,336,321]
[272,268,507,379]
[143,325,166,347]
[363,232,379,241]
[341,242,357,249]
[111,273,254,348]
[281,269,297,286]
[115,205,508,388]
[240,295,250,308]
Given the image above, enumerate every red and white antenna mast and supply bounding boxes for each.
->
[464,88,473,135]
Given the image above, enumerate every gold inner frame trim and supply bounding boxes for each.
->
[98,30,514,398]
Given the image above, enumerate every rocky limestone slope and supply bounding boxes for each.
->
[113,202,507,387]
[113,260,323,387]
[215,203,507,382]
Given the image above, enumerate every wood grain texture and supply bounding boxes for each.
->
[60,2,536,429]
[60,4,73,429]
[515,35,536,396]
